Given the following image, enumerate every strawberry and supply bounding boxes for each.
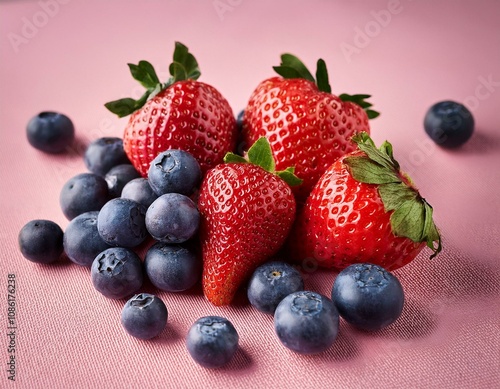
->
[242,54,379,204]
[105,42,237,176]
[287,132,442,271]
[198,138,302,306]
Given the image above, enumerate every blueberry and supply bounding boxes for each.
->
[331,263,404,331]
[424,100,474,148]
[147,150,202,196]
[60,173,110,220]
[144,242,201,292]
[186,316,239,368]
[274,291,339,354]
[18,220,63,264]
[236,110,244,132]
[97,198,147,248]
[121,178,158,208]
[26,111,74,153]
[121,293,168,340]
[91,247,143,299]
[84,137,130,176]
[145,193,199,243]
[247,261,304,314]
[105,164,140,198]
[63,211,111,266]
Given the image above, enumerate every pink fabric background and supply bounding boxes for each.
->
[1,0,499,388]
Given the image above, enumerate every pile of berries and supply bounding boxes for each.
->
[16,131,412,365]
[18,42,457,368]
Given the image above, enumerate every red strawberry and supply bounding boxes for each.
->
[242,54,379,203]
[198,138,302,306]
[105,42,237,176]
[287,132,442,271]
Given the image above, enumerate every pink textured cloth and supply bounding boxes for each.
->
[1,1,499,388]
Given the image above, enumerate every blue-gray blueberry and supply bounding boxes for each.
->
[18,219,63,264]
[145,193,199,243]
[424,101,474,148]
[274,291,339,354]
[91,247,143,299]
[121,178,158,208]
[105,164,140,198]
[147,149,202,196]
[121,294,168,340]
[144,242,201,292]
[247,261,304,315]
[63,211,111,266]
[331,263,404,331]
[84,137,130,176]
[60,173,109,220]
[186,316,239,368]
[26,111,74,153]
[97,198,147,248]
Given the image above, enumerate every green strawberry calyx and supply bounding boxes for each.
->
[273,54,380,119]
[105,42,201,118]
[224,137,303,188]
[343,132,442,259]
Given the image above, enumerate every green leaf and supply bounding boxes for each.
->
[247,137,275,172]
[351,93,371,99]
[169,61,187,82]
[351,133,396,171]
[315,59,331,93]
[351,131,375,147]
[135,89,152,107]
[104,89,152,117]
[422,201,442,259]
[223,152,247,164]
[147,83,163,100]
[378,182,418,212]
[138,60,160,83]
[339,94,371,108]
[390,199,426,242]
[173,41,200,80]
[366,109,380,119]
[379,141,400,170]
[128,64,149,88]
[128,60,160,89]
[279,53,315,82]
[104,98,140,118]
[173,41,189,65]
[276,167,303,187]
[344,156,401,185]
[379,141,394,159]
[187,69,201,80]
[272,66,303,80]
[339,94,380,120]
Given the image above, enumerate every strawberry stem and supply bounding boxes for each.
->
[105,42,201,118]
[339,94,380,119]
[344,132,442,259]
[273,53,380,119]
[224,137,303,187]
